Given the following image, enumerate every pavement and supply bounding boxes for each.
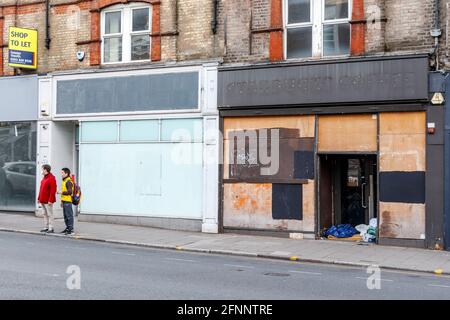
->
[3,231,450,299]
[1,212,450,276]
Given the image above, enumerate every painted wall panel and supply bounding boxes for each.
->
[318,114,378,152]
[79,143,203,219]
[272,184,302,220]
[379,202,426,239]
[56,72,199,114]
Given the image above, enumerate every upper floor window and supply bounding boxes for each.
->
[285,0,351,59]
[101,4,152,64]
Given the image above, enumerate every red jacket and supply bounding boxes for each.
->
[38,173,57,204]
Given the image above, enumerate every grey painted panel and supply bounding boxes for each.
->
[0,76,38,121]
[218,56,429,108]
[56,72,199,114]
[426,144,445,249]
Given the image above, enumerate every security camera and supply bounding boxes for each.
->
[76,51,85,62]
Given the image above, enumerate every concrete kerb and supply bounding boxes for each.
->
[0,227,447,276]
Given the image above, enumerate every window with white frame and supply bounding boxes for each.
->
[285,0,351,59]
[102,4,152,64]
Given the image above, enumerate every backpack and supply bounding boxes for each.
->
[71,179,82,206]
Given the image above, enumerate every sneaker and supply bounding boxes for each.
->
[40,228,48,233]
[66,230,75,236]
[46,229,54,234]
[60,228,68,234]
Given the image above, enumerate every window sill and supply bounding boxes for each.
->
[100,60,156,69]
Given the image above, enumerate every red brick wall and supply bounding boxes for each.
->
[0,11,3,76]
[269,0,283,61]
[151,2,161,62]
[351,0,365,56]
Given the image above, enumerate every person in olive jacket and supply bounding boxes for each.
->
[38,164,57,233]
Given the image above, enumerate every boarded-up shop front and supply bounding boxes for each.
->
[218,55,443,249]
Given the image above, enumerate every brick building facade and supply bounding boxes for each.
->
[1,0,450,249]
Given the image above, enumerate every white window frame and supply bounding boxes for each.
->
[284,0,352,59]
[101,3,152,65]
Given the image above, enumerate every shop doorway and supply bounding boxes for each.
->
[319,155,378,233]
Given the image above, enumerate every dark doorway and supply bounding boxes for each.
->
[319,155,378,232]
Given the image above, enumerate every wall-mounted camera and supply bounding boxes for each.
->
[76,51,85,62]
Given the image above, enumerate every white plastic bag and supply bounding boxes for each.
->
[355,224,369,233]
[369,218,378,228]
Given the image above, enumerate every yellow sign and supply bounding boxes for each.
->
[8,27,38,69]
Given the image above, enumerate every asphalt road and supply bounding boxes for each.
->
[1,231,450,300]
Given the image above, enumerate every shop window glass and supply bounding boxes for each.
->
[161,119,203,142]
[0,122,37,212]
[81,121,118,143]
[120,120,159,141]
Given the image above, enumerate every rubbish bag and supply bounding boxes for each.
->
[324,224,358,238]
[355,224,369,233]
[369,218,377,228]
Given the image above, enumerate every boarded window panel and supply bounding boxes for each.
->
[379,134,425,172]
[318,114,377,152]
[379,202,425,239]
[272,184,302,220]
[120,120,159,141]
[223,183,304,231]
[379,112,426,172]
[224,116,316,140]
[380,112,425,135]
[302,180,315,232]
[81,121,117,142]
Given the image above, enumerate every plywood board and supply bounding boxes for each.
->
[379,134,426,172]
[224,115,316,139]
[302,179,315,232]
[318,114,377,152]
[223,183,303,231]
[379,202,425,239]
[379,112,425,135]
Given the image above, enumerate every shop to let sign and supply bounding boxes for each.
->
[8,27,38,69]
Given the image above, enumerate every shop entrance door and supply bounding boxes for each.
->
[319,155,377,233]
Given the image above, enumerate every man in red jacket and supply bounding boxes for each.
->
[38,164,57,233]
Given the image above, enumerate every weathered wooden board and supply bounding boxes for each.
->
[379,112,425,135]
[379,112,426,172]
[379,202,426,239]
[223,183,303,231]
[302,179,315,232]
[379,134,426,172]
[318,114,378,152]
[224,115,316,139]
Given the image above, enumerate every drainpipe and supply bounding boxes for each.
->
[45,0,51,49]
[211,0,218,34]
[432,0,442,70]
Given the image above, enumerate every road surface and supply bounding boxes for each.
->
[0,231,449,299]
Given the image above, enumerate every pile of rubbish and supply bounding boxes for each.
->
[324,224,358,239]
[355,218,378,243]
[322,218,378,243]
